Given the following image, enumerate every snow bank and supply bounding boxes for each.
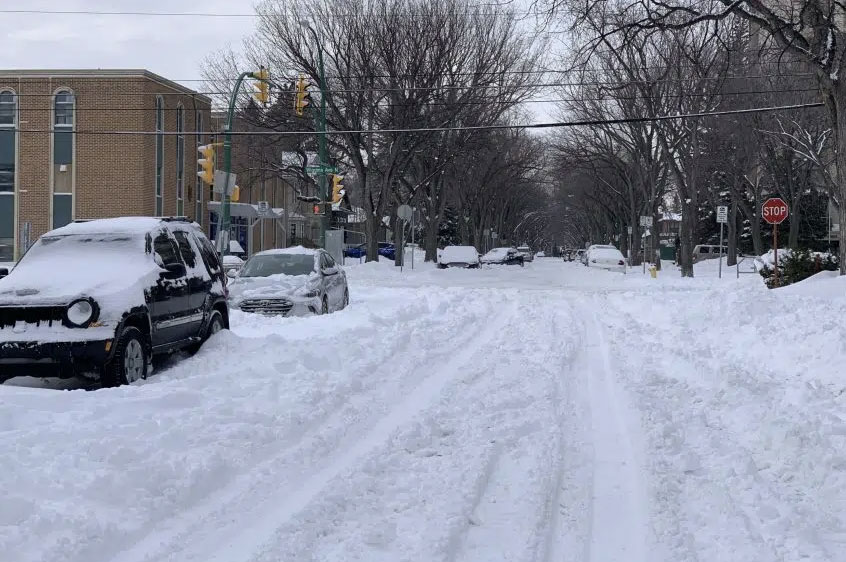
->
[778,270,846,298]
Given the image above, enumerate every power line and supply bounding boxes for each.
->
[8,102,824,136]
[3,73,817,98]
[0,4,534,18]
[0,86,821,113]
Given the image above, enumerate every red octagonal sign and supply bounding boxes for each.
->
[762,197,789,225]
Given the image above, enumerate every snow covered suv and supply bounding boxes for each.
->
[0,217,229,386]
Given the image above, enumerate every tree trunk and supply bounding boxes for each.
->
[679,201,696,278]
[824,81,846,274]
[751,215,763,257]
[393,216,404,267]
[727,199,738,266]
[788,203,801,249]
[424,216,438,262]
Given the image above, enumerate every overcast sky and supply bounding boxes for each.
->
[1,0,257,91]
[2,0,557,121]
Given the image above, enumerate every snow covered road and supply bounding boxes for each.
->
[2,258,846,562]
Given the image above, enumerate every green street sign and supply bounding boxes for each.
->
[306,165,338,174]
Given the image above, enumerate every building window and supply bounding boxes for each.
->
[195,111,203,226]
[176,104,184,217]
[52,89,74,229]
[155,96,164,216]
[0,89,15,261]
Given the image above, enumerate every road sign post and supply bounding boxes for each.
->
[640,216,653,274]
[762,198,789,287]
[716,205,728,278]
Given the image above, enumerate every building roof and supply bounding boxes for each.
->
[0,69,210,102]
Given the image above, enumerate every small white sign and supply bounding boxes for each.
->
[212,170,237,195]
[627,226,633,234]
[717,205,728,223]
[640,216,653,227]
[257,201,271,216]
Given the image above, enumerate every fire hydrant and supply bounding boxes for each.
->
[649,265,658,279]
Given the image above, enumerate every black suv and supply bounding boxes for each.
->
[0,217,229,386]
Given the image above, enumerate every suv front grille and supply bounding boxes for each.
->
[0,306,66,329]
[239,298,293,315]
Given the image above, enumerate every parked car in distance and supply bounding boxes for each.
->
[481,247,524,266]
[344,244,367,259]
[438,246,480,269]
[378,242,396,260]
[228,247,349,316]
[516,246,534,262]
[586,245,627,273]
[692,244,727,263]
[222,254,245,276]
[535,251,546,258]
[0,217,229,386]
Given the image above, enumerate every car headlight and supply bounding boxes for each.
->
[65,298,99,328]
[302,289,320,298]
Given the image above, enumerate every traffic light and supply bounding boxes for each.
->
[197,143,218,184]
[252,67,270,104]
[295,75,310,116]
[331,174,344,204]
[231,185,240,202]
[312,203,324,215]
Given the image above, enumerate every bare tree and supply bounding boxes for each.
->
[551,0,846,272]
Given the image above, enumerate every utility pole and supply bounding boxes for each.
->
[218,67,270,257]
[302,21,330,248]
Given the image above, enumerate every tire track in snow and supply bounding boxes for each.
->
[579,300,649,562]
[195,296,521,562]
[109,290,500,562]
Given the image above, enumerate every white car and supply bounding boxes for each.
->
[438,246,480,269]
[516,246,534,262]
[228,247,349,316]
[586,245,627,273]
[222,254,245,275]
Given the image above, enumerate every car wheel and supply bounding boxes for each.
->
[343,288,350,308]
[189,310,225,354]
[103,326,148,387]
[321,296,329,315]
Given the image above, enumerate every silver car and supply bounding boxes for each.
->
[227,248,349,316]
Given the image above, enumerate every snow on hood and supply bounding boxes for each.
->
[0,234,161,317]
[228,272,317,302]
[440,246,478,264]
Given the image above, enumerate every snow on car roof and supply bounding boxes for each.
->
[46,217,167,237]
[253,246,318,256]
[440,246,478,262]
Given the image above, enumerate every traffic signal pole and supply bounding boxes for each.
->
[218,69,269,257]
[303,23,330,248]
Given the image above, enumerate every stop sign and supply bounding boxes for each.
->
[762,198,789,225]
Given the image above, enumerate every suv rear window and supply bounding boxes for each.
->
[173,231,198,268]
[153,233,182,267]
[194,233,222,275]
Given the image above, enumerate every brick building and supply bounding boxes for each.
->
[0,69,212,261]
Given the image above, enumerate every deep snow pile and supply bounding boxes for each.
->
[2,258,845,562]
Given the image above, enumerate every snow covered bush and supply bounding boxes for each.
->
[759,248,838,288]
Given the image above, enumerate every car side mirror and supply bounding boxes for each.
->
[162,262,186,279]
[322,266,337,276]
[226,268,238,278]
[0,267,8,280]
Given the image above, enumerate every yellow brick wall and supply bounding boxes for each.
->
[0,74,210,256]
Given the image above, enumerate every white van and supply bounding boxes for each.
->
[692,244,726,263]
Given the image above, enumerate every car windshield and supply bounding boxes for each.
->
[484,248,510,258]
[240,254,315,277]
[18,234,142,266]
